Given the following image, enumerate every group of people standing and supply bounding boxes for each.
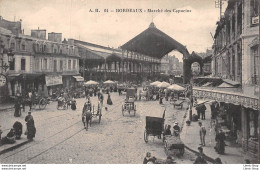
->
[0,111,36,146]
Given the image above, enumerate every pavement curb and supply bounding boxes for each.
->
[181,109,216,164]
[0,140,31,155]
[0,106,14,112]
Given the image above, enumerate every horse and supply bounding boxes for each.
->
[82,108,92,130]
[82,102,92,130]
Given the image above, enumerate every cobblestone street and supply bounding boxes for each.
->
[0,91,196,164]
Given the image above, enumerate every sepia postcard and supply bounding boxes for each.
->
[0,0,259,168]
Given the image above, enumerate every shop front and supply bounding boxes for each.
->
[45,74,63,96]
[193,87,259,160]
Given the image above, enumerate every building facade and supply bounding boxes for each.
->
[193,0,259,162]
[0,17,80,102]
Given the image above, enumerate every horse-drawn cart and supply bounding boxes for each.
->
[122,88,137,116]
[164,135,185,156]
[82,102,102,130]
[144,116,164,143]
[29,95,49,110]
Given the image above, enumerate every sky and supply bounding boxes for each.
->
[0,0,227,61]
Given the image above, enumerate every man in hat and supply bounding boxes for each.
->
[173,122,181,136]
[194,147,207,164]
[200,103,207,120]
[199,122,206,146]
[143,152,156,164]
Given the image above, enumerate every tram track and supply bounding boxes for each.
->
[1,94,125,163]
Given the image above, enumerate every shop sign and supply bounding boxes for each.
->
[193,89,259,110]
[45,75,63,86]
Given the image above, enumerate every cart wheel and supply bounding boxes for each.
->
[122,105,124,116]
[39,98,47,109]
[99,114,101,123]
[164,141,168,155]
[144,130,148,143]
[134,105,136,116]
[128,109,130,115]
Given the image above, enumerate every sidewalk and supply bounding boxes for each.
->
[0,138,31,155]
[181,103,246,164]
[0,102,14,112]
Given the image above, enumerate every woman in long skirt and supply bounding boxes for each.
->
[107,94,113,105]
[14,98,21,117]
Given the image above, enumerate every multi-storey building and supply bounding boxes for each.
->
[193,0,259,162]
[0,17,81,102]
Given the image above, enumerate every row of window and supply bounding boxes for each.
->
[36,58,77,72]
[8,39,78,56]
[34,43,77,56]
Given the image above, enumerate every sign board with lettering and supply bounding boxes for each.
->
[45,75,63,86]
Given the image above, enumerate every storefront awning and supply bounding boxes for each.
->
[73,76,84,82]
[218,82,235,88]
[45,75,63,86]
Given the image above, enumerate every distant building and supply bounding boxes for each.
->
[31,28,46,40]
[0,16,22,35]
[160,55,170,74]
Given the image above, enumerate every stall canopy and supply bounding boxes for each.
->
[157,81,170,88]
[121,22,189,59]
[167,84,186,91]
[73,76,84,82]
[150,81,161,86]
[84,80,99,86]
[104,80,115,84]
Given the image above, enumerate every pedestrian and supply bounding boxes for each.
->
[25,111,36,140]
[194,147,207,164]
[164,125,171,135]
[201,103,207,120]
[13,121,23,140]
[173,122,181,136]
[107,94,113,105]
[199,122,206,146]
[165,156,175,164]
[143,152,156,164]
[71,98,77,110]
[195,104,201,119]
[214,158,222,164]
[1,128,16,145]
[14,97,21,117]
[214,129,226,154]
[28,90,33,111]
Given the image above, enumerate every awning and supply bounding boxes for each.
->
[218,82,236,88]
[73,76,84,82]
[7,74,21,81]
[202,82,213,87]
[45,75,63,86]
[222,79,240,86]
